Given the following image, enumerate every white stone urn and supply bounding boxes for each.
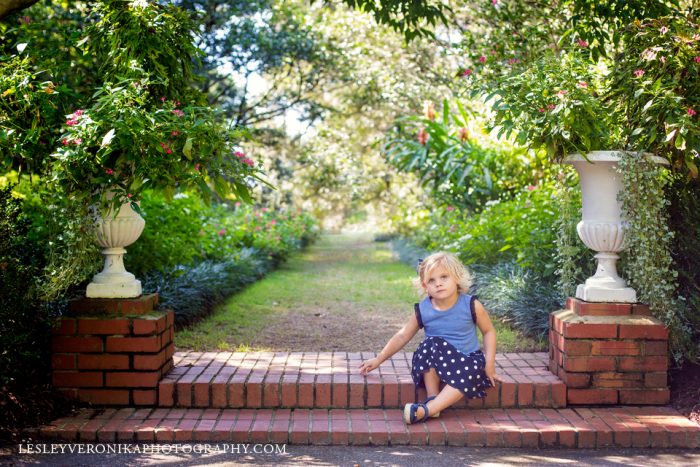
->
[86,199,145,298]
[565,151,667,303]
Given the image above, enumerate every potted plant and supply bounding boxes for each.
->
[480,46,668,302]
[49,1,264,298]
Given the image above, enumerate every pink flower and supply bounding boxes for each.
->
[242,158,254,167]
[557,90,568,96]
[688,108,697,117]
[73,138,82,145]
[660,26,668,34]
[234,151,245,158]
[218,229,226,236]
[165,148,172,154]
[659,56,666,64]
[235,201,241,207]
[547,104,556,110]
[492,0,497,4]
[634,69,645,78]
[172,109,184,117]
[194,163,201,171]
[18,16,31,24]
[171,131,180,136]
[462,68,473,76]
[255,226,262,231]
[528,185,537,191]
[105,168,114,175]
[446,206,455,212]
[576,39,589,48]
[270,219,277,225]
[127,193,133,198]
[457,127,469,142]
[61,139,70,145]
[507,58,520,65]
[479,55,487,63]
[160,97,166,102]
[261,207,268,212]
[695,56,700,63]
[65,118,78,126]
[577,81,588,88]
[538,108,546,113]
[175,101,181,107]
[73,109,84,117]
[417,128,429,145]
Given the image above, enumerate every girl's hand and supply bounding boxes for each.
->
[485,360,499,387]
[359,357,380,375]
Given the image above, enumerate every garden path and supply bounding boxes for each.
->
[176,233,422,352]
[175,233,544,352]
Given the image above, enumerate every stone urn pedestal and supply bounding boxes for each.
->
[86,200,145,298]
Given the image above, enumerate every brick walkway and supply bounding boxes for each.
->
[37,406,699,448]
[35,351,700,448]
[158,351,565,409]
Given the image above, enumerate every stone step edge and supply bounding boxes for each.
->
[158,379,567,409]
[35,406,700,449]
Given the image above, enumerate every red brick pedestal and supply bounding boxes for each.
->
[51,294,174,406]
[549,298,669,405]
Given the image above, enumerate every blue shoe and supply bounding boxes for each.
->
[403,402,430,424]
[423,395,440,418]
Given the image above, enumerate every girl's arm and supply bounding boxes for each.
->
[474,299,498,386]
[359,313,420,375]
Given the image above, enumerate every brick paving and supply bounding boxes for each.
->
[36,406,700,448]
[158,351,566,409]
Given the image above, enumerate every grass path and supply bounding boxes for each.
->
[176,233,545,353]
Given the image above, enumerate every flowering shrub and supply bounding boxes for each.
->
[126,191,318,277]
[482,48,622,160]
[51,80,261,211]
[611,16,700,177]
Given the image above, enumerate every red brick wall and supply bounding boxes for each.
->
[51,294,174,406]
[549,298,669,405]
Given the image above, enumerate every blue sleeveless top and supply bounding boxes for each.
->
[418,294,479,354]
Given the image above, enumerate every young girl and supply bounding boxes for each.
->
[359,252,498,424]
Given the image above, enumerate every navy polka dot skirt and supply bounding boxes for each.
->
[411,336,492,399]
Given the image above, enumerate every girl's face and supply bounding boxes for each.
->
[422,265,459,300]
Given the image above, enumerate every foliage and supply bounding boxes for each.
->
[127,190,319,277]
[332,0,449,40]
[412,179,563,280]
[611,15,700,178]
[142,250,269,328]
[553,169,594,297]
[481,47,623,161]
[0,184,57,436]
[471,262,563,340]
[667,177,700,360]
[617,151,696,363]
[383,100,548,210]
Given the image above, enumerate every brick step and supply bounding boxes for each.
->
[157,351,566,409]
[36,406,700,448]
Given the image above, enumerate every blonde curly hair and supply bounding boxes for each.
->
[413,252,473,298]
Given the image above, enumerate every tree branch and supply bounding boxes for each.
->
[0,0,39,21]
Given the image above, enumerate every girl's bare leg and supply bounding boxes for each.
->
[423,367,440,397]
[415,384,464,419]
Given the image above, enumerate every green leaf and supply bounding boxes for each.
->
[183,138,193,160]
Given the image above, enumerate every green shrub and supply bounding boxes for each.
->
[412,179,562,280]
[471,262,564,339]
[128,190,319,277]
[0,184,64,439]
[142,249,270,328]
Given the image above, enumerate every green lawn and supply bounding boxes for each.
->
[176,233,546,353]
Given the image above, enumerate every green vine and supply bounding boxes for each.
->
[617,151,695,364]
[554,168,591,298]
